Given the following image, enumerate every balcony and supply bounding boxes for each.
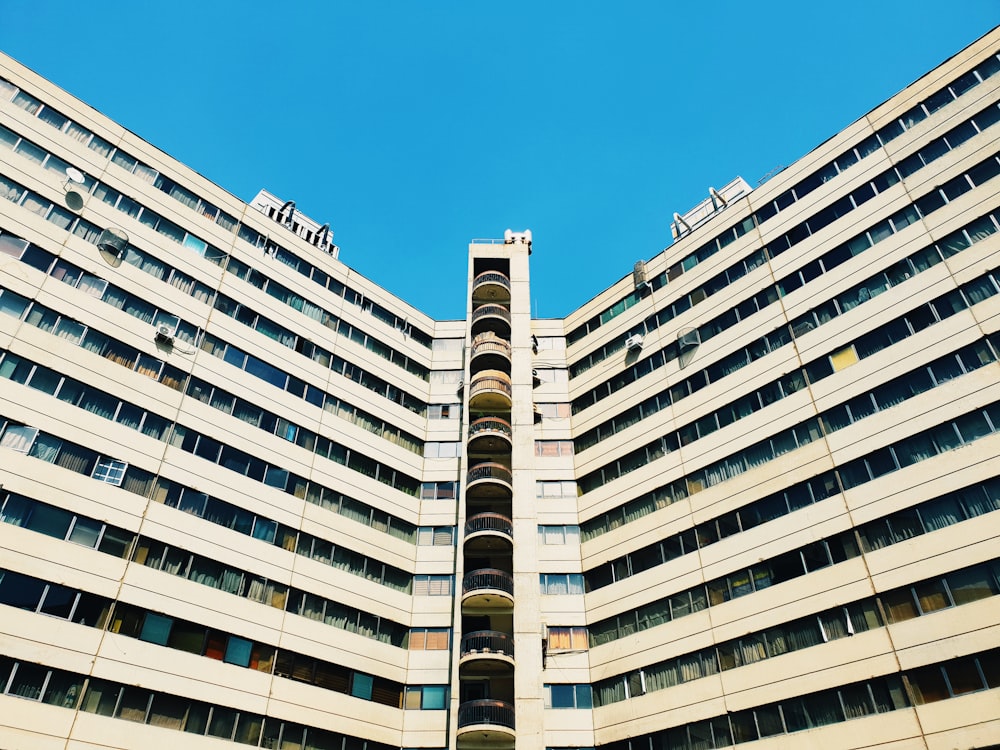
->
[468,372,512,411]
[472,271,511,304]
[466,462,513,497]
[462,568,514,608]
[470,332,511,374]
[465,512,513,541]
[460,630,514,661]
[468,416,513,454]
[471,303,511,337]
[457,699,515,746]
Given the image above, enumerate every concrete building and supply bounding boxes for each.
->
[1,25,1000,750]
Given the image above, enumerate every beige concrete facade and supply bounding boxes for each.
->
[0,25,999,750]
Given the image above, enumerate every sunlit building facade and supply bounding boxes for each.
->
[1,26,1000,750]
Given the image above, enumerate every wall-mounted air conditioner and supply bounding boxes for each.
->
[626,334,644,351]
[155,323,177,344]
[678,330,700,350]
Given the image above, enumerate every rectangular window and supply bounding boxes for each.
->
[535,440,574,457]
[424,442,460,458]
[350,673,373,700]
[92,457,128,486]
[536,481,579,499]
[539,525,581,545]
[417,527,455,545]
[404,685,448,709]
[223,636,253,667]
[413,575,453,596]
[547,626,588,651]
[535,403,572,419]
[545,684,593,709]
[0,424,38,453]
[409,628,450,650]
[420,482,457,500]
[139,613,173,646]
[540,573,585,595]
[830,345,859,371]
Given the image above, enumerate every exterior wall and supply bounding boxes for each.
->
[0,25,999,750]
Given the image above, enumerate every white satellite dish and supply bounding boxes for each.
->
[63,167,86,211]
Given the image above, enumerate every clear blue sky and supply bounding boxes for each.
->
[2,3,996,320]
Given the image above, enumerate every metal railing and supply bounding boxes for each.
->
[463,568,514,596]
[465,512,513,538]
[469,416,513,439]
[460,630,514,658]
[467,462,513,486]
[471,304,511,325]
[470,334,511,359]
[469,375,512,397]
[473,270,511,290]
[458,699,515,729]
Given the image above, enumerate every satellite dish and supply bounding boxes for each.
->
[65,191,84,211]
[97,227,128,267]
[63,167,86,212]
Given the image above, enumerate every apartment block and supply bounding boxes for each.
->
[1,25,999,750]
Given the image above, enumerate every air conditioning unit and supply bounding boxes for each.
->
[626,334,644,351]
[97,227,128,259]
[678,330,700,350]
[155,323,177,343]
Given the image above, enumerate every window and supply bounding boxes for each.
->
[408,628,450,650]
[0,424,38,453]
[92,457,128,486]
[547,626,588,651]
[534,369,569,384]
[540,573,585,595]
[535,403,572,419]
[416,527,455,546]
[536,481,579,499]
[420,482,457,501]
[545,684,592,709]
[427,404,460,419]
[413,575,453,596]
[535,440,575,457]
[424,442,460,458]
[431,338,463,351]
[830,345,859,371]
[404,685,448,709]
[539,525,581,545]
[535,337,566,351]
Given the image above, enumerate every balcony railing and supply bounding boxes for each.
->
[461,630,514,658]
[463,568,514,596]
[470,333,512,360]
[458,699,515,730]
[469,416,513,440]
[471,304,511,326]
[469,375,512,398]
[467,462,512,487]
[473,270,511,292]
[465,512,513,538]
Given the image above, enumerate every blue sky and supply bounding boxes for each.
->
[2,3,996,320]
